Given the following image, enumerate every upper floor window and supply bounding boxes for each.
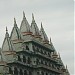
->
[24,70,27,75]
[20,69,23,75]
[29,71,32,75]
[26,45,29,50]
[23,55,26,63]
[41,71,44,75]
[9,67,13,74]
[18,55,21,61]
[14,67,18,75]
[27,57,31,64]
[36,58,39,65]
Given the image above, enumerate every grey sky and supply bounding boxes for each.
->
[0,0,74,75]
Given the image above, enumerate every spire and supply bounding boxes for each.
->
[50,37,52,44]
[40,23,49,43]
[32,13,35,22]
[14,18,17,27]
[5,27,9,38]
[20,12,32,34]
[41,22,43,29]
[23,11,25,18]
[66,65,67,69]
[31,14,41,36]
[23,11,25,17]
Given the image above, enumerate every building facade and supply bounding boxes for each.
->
[0,12,70,75]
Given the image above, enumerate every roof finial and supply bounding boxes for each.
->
[50,37,52,44]
[58,52,60,58]
[32,13,35,22]
[6,26,8,32]
[66,65,67,69]
[5,27,9,38]
[14,18,17,27]
[23,11,25,19]
[41,22,43,28]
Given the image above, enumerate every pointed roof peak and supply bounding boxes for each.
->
[6,26,8,32]
[66,65,67,69]
[41,22,43,28]
[23,11,26,19]
[5,27,9,38]
[32,13,35,22]
[14,18,17,27]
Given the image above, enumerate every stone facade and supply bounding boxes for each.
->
[0,12,70,75]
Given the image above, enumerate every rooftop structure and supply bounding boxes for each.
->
[0,12,70,75]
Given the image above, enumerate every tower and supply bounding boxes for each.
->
[0,12,70,75]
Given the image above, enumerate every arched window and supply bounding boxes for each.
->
[14,67,18,75]
[45,61,47,65]
[29,71,32,75]
[18,55,21,61]
[37,72,40,75]
[26,45,29,50]
[9,67,13,74]
[20,69,23,75]
[41,71,44,75]
[28,57,31,64]
[32,45,35,51]
[23,55,26,63]
[24,70,27,75]
[36,58,39,65]
[41,60,43,64]
[46,73,48,75]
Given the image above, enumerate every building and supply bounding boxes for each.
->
[0,12,70,75]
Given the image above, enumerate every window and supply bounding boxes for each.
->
[9,67,13,74]
[24,70,27,75]
[46,73,48,75]
[23,55,26,63]
[18,55,21,61]
[20,69,23,75]
[26,45,29,50]
[45,61,47,65]
[41,60,43,64]
[14,67,18,75]
[33,45,35,51]
[28,57,31,64]
[29,71,32,75]
[36,58,39,65]
[41,71,44,75]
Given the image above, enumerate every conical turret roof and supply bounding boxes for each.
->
[20,12,32,35]
[2,27,14,51]
[10,18,23,41]
[40,22,49,43]
[31,13,41,37]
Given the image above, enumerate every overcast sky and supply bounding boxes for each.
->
[0,0,74,75]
